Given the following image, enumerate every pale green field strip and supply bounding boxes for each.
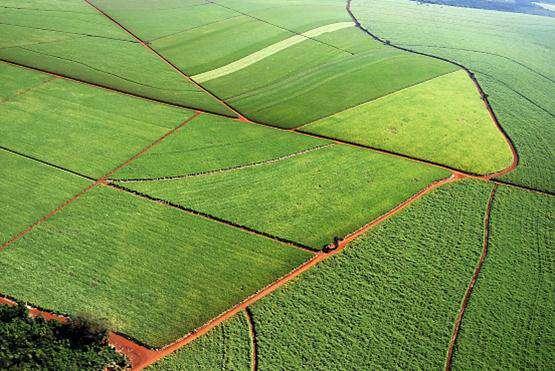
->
[304,69,514,174]
[113,114,328,180]
[0,67,195,178]
[0,186,311,347]
[351,0,555,191]
[192,22,354,83]
[204,37,458,127]
[149,314,251,370]
[122,145,450,248]
[0,150,90,245]
[452,186,554,369]
[0,20,232,115]
[249,180,490,369]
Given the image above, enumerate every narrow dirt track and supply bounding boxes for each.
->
[244,308,259,371]
[444,185,498,370]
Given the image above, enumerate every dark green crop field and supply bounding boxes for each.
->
[1,0,551,369]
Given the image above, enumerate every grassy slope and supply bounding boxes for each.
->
[113,114,327,180]
[0,68,193,178]
[149,314,251,370]
[453,186,554,369]
[250,180,490,369]
[0,186,311,347]
[123,145,450,248]
[304,69,513,174]
[0,2,232,115]
[0,151,90,244]
[352,0,555,191]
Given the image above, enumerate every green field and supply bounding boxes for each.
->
[248,180,490,369]
[120,145,450,248]
[112,114,327,180]
[0,62,194,178]
[0,150,90,245]
[0,4,232,115]
[304,69,514,174]
[452,186,554,369]
[0,186,311,347]
[352,0,555,190]
[149,314,251,370]
[1,0,552,368]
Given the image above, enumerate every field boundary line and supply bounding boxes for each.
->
[208,1,356,56]
[0,75,59,105]
[0,59,516,181]
[0,59,237,119]
[0,112,200,253]
[83,0,243,119]
[245,307,259,371]
[444,184,498,370]
[492,179,554,196]
[131,172,461,369]
[112,143,334,183]
[1,173,461,369]
[0,145,95,181]
[105,182,316,253]
[345,0,519,181]
[0,21,138,43]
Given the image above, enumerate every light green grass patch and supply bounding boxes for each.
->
[250,180,490,369]
[0,76,193,177]
[193,22,354,83]
[0,150,90,244]
[206,41,458,127]
[453,186,554,369]
[113,114,327,180]
[122,145,450,248]
[0,186,311,347]
[148,313,251,370]
[304,69,514,174]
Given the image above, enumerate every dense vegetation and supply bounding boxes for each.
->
[0,302,127,370]
[452,186,554,368]
[0,186,310,347]
[248,180,490,368]
[123,145,449,248]
[149,313,251,370]
[305,69,513,174]
[352,0,555,191]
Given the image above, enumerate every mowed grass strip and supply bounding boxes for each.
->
[0,150,90,245]
[304,69,514,174]
[250,180,491,369]
[123,145,450,248]
[205,38,458,128]
[452,186,554,369]
[0,186,311,347]
[149,314,251,370]
[113,114,328,180]
[0,68,194,178]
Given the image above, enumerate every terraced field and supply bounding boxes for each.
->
[1,0,551,369]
